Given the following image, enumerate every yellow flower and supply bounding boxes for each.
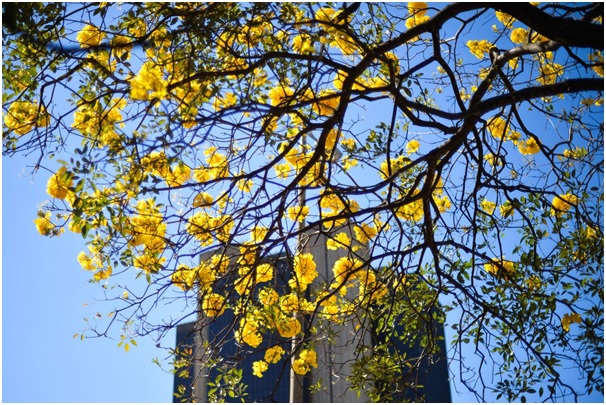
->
[589,50,604,77]
[484,153,502,167]
[327,232,351,250]
[510,27,528,44]
[486,116,509,140]
[275,163,291,179]
[293,349,318,375]
[46,166,73,200]
[264,346,285,364]
[287,205,309,222]
[550,193,578,217]
[536,62,564,85]
[379,155,409,180]
[495,11,515,28]
[202,293,226,318]
[480,199,496,215]
[268,85,294,106]
[93,266,112,281]
[212,92,238,111]
[78,251,98,271]
[34,211,61,236]
[130,62,168,101]
[133,254,166,274]
[276,317,301,338]
[484,258,515,278]
[332,256,363,285]
[259,287,279,306]
[4,101,50,135]
[251,225,268,242]
[111,34,132,59]
[433,194,452,213]
[312,90,340,116]
[561,313,582,332]
[408,2,428,15]
[525,275,542,291]
[237,175,254,193]
[164,163,191,187]
[255,263,274,283]
[500,200,515,218]
[292,33,314,54]
[193,192,213,208]
[292,252,318,289]
[467,39,494,59]
[406,139,420,154]
[517,138,541,155]
[236,318,263,348]
[280,293,300,313]
[76,24,105,48]
[171,265,196,291]
[252,360,268,378]
[353,223,377,244]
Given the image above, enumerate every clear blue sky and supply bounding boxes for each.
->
[2,154,175,402]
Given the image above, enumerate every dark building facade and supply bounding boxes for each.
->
[173,231,451,402]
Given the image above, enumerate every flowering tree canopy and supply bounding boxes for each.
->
[3,2,603,402]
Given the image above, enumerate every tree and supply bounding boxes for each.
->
[3,2,603,402]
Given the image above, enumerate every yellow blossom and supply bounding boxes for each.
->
[268,85,294,106]
[235,318,262,348]
[550,193,578,217]
[276,317,301,338]
[536,62,563,85]
[480,199,496,215]
[4,101,50,135]
[46,166,73,200]
[252,360,268,378]
[525,275,542,291]
[275,163,291,179]
[256,263,274,283]
[193,192,213,208]
[130,62,168,101]
[34,211,62,236]
[264,346,285,364]
[172,264,196,291]
[327,232,351,250]
[484,153,503,167]
[510,27,528,44]
[561,313,582,332]
[293,349,318,375]
[495,11,515,28]
[354,223,377,244]
[467,39,494,59]
[76,24,105,48]
[292,252,318,290]
[292,33,314,54]
[484,258,516,278]
[517,138,541,155]
[259,287,279,306]
[78,251,98,271]
[500,200,515,218]
[202,293,226,317]
[287,205,309,222]
[313,90,340,116]
[406,139,420,154]
[589,50,604,77]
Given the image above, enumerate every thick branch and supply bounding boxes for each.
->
[492,3,604,50]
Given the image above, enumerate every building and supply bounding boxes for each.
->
[173,228,451,402]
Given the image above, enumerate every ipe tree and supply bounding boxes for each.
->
[3,2,603,402]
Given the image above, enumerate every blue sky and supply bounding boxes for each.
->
[2,154,174,402]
